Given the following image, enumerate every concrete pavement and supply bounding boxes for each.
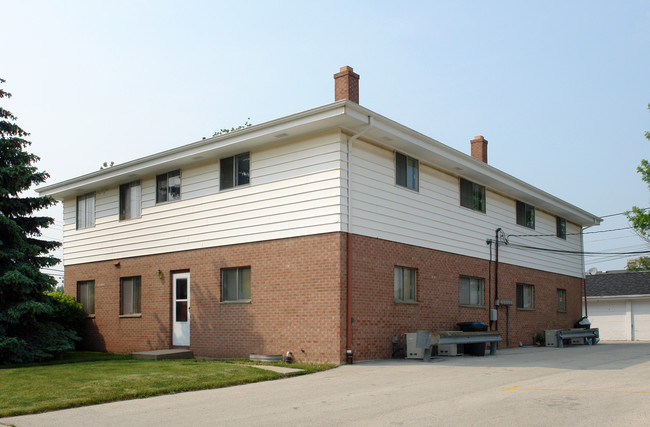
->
[2,342,649,426]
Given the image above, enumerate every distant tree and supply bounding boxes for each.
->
[626,256,650,272]
[100,161,114,170]
[213,118,252,136]
[0,78,78,364]
[626,104,650,238]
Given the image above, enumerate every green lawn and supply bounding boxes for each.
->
[0,352,335,417]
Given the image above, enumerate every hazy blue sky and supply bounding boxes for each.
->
[2,0,650,277]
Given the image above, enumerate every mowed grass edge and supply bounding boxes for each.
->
[0,353,336,417]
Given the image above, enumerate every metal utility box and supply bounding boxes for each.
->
[571,337,585,345]
[406,333,425,359]
[437,344,460,356]
[545,330,559,347]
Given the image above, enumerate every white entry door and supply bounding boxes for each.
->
[173,273,190,346]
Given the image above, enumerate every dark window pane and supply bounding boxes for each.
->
[156,174,168,203]
[460,178,473,209]
[220,157,234,190]
[176,301,188,322]
[176,279,187,300]
[396,152,407,187]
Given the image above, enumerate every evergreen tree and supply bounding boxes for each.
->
[0,78,77,363]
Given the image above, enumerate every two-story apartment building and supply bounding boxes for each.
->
[37,66,601,362]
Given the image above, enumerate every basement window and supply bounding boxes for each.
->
[516,284,534,309]
[222,267,251,302]
[394,266,417,303]
[557,289,566,312]
[459,276,484,306]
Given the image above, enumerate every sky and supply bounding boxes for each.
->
[2,0,650,280]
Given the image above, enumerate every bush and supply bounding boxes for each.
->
[46,291,85,338]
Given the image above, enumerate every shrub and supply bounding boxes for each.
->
[46,291,85,338]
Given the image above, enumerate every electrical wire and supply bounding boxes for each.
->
[504,241,650,256]
[507,226,633,239]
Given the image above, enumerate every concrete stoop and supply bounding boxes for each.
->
[131,349,194,360]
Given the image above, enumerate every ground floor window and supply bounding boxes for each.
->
[120,276,141,315]
[459,276,484,306]
[222,267,251,302]
[77,280,95,315]
[516,284,534,309]
[394,266,416,302]
[557,289,566,312]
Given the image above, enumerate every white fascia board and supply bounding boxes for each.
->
[587,295,650,301]
[343,103,602,227]
[37,102,353,200]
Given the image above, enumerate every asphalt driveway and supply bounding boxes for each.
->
[2,342,649,426]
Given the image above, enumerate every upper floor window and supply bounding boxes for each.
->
[556,216,567,239]
[460,178,486,213]
[156,170,181,203]
[516,201,535,229]
[119,181,141,221]
[222,267,251,302]
[120,276,141,315]
[516,284,534,309]
[395,152,419,191]
[459,276,484,306]
[220,152,250,190]
[77,280,95,316]
[76,192,95,229]
[394,266,417,303]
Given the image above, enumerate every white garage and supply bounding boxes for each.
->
[585,271,650,341]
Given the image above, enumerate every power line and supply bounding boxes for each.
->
[505,242,650,256]
[599,207,650,218]
[507,226,633,239]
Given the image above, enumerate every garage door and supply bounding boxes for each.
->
[587,300,629,340]
[633,299,650,341]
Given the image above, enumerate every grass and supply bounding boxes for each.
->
[0,352,336,418]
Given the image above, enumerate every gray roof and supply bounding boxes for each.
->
[586,271,650,297]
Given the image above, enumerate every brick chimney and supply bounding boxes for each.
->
[334,66,360,103]
[470,135,488,163]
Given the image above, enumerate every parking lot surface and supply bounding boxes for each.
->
[2,342,649,426]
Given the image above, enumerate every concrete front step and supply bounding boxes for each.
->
[131,349,194,360]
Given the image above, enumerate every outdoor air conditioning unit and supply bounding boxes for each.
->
[545,330,559,347]
[438,344,460,356]
[405,333,425,359]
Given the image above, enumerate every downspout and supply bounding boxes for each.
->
[581,222,597,318]
[345,115,374,363]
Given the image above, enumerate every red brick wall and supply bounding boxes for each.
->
[65,232,582,363]
[64,233,346,363]
[348,235,582,360]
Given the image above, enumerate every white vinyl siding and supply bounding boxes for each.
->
[346,139,584,278]
[61,133,345,265]
[60,132,584,279]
